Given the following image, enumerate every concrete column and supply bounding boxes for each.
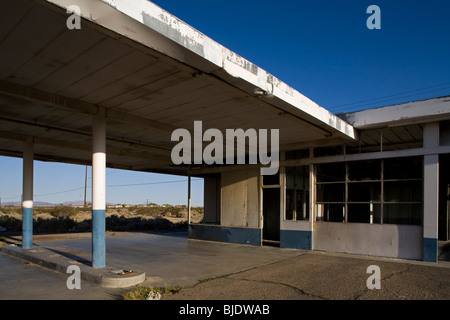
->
[22,136,34,249]
[423,123,439,262]
[423,154,439,262]
[92,108,106,268]
[188,174,191,225]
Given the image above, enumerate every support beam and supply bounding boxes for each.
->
[92,108,106,268]
[0,80,178,133]
[22,136,34,249]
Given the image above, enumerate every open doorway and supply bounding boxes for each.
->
[263,188,280,246]
[439,154,450,241]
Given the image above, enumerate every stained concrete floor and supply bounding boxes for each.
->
[1,231,449,300]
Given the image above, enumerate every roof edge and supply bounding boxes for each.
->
[45,0,356,140]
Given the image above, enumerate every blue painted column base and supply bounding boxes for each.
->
[189,224,261,246]
[92,209,106,268]
[22,208,33,249]
[423,238,438,262]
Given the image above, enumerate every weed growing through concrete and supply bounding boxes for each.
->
[122,286,184,300]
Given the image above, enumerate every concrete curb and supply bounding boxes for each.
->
[1,244,145,288]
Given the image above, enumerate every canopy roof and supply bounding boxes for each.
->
[0,0,356,175]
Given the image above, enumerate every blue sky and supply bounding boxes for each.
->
[1,0,450,206]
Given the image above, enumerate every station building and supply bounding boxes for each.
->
[0,0,448,267]
[190,96,450,262]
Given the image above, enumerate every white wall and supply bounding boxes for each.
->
[313,222,423,260]
[221,169,259,228]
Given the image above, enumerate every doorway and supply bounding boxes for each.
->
[439,154,450,241]
[262,188,280,246]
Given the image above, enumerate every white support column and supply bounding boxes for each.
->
[92,108,106,268]
[423,123,440,262]
[22,136,34,249]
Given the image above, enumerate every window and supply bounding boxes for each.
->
[285,149,310,160]
[316,162,347,222]
[315,157,423,225]
[382,157,422,225]
[285,166,309,221]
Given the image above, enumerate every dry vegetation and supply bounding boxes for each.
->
[0,205,204,234]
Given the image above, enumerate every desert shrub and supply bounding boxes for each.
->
[49,205,78,218]
[0,207,21,216]
[35,216,76,234]
[75,220,91,232]
[0,215,22,231]
[193,207,204,215]
[134,206,160,217]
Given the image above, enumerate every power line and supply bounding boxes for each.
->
[329,82,450,113]
[105,178,202,189]
[2,178,204,201]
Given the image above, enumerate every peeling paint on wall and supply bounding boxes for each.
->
[141,11,205,57]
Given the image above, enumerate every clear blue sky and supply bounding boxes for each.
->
[1,0,450,206]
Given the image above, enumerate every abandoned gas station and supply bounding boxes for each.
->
[0,0,449,270]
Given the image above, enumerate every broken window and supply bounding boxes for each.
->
[315,157,423,225]
[285,149,310,160]
[314,146,343,157]
[316,162,346,182]
[285,166,310,221]
[316,203,345,222]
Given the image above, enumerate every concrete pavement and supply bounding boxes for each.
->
[162,250,450,300]
[0,231,449,300]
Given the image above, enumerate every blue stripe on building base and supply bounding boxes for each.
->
[189,224,261,246]
[280,230,312,250]
[423,238,438,262]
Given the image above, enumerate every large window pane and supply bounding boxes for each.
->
[348,203,381,224]
[348,182,381,202]
[286,166,309,221]
[384,180,422,202]
[316,163,346,182]
[314,146,343,157]
[348,160,381,181]
[286,188,294,220]
[285,149,310,160]
[316,203,345,222]
[296,190,309,220]
[383,203,422,225]
[316,183,345,202]
[384,157,422,180]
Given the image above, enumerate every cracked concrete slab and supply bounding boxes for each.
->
[162,251,450,300]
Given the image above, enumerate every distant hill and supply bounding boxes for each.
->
[2,201,55,207]
[1,201,112,207]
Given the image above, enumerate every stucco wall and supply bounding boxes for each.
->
[221,169,259,228]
